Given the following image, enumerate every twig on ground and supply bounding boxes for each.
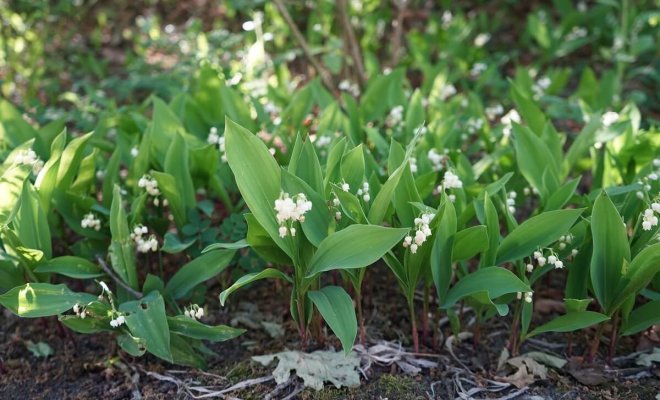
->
[96,256,143,299]
[336,0,367,87]
[272,0,336,93]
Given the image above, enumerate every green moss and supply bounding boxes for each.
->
[299,373,427,400]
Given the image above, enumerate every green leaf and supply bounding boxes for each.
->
[528,311,610,337]
[340,145,365,192]
[308,286,357,354]
[165,249,236,300]
[164,133,196,215]
[453,225,489,262]
[496,208,584,264]
[202,239,249,253]
[12,181,52,259]
[245,213,291,265]
[368,160,405,224]
[109,185,138,289]
[610,243,660,313]
[56,132,93,188]
[119,291,172,363]
[33,256,103,279]
[161,233,197,254]
[306,225,408,276]
[152,171,187,227]
[219,268,293,306]
[545,177,580,211]
[481,195,499,267]
[0,283,96,317]
[511,84,547,136]
[621,300,660,336]
[590,192,630,314]
[441,267,530,313]
[512,124,560,199]
[432,198,456,303]
[117,334,147,357]
[224,118,291,258]
[167,315,245,341]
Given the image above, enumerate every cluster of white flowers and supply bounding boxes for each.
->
[357,182,371,202]
[331,195,342,221]
[441,11,453,27]
[532,76,552,98]
[501,109,521,137]
[207,127,228,162]
[131,225,158,253]
[532,249,564,270]
[566,26,587,41]
[517,291,534,303]
[602,111,619,127]
[315,135,332,148]
[14,149,44,174]
[341,181,350,192]
[110,315,126,328]
[338,80,360,97]
[184,304,204,320]
[438,84,457,101]
[557,234,574,251]
[474,33,491,47]
[72,303,87,319]
[138,174,164,207]
[466,118,484,134]
[402,213,435,254]
[642,203,660,231]
[485,104,504,120]
[409,157,418,174]
[81,213,102,231]
[427,149,445,172]
[274,192,312,237]
[386,105,404,127]
[441,170,463,190]
[507,191,517,214]
[470,62,487,77]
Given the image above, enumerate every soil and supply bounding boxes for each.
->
[1,265,658,399]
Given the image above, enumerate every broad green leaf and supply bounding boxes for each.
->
[441,267,530,310]
[545,177,580,211]
[0,283,96,317]
[621,300,660,336]
[512,124,560,199]
[164,133,196,214]
[565,298,592,313]
[161,233,197,254]
[167,315,245,341]
[152,171,187,227]
[306,225,408,276]
[431,198,456,304]
[590,192,630,314]
[565,116,601,171]
[289,138,324,195]
[496,208,584,264]
[119,291,172,363]
[610,243,660,312]
[309,286,357,354]
[109,185,138,289]
[481,195,499,267]
[340,145,365,192]
[56,132,93,188]
[224,118,291,258]
[245,213,291,265]
[0,160,30,225]
[169,334,206,368]
[165,249,236,300]
[528,311,610,337]
[453,225,488,262]
[220,268,293,306]
[202,239,249,253]
[511,84,547,135]
[117,334,147,357]
[368,160,405,224]
[33,256,103,279]
[333,184,367,223]
[12,181,52,259]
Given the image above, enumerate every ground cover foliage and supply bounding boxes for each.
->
[1,0,659,398]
